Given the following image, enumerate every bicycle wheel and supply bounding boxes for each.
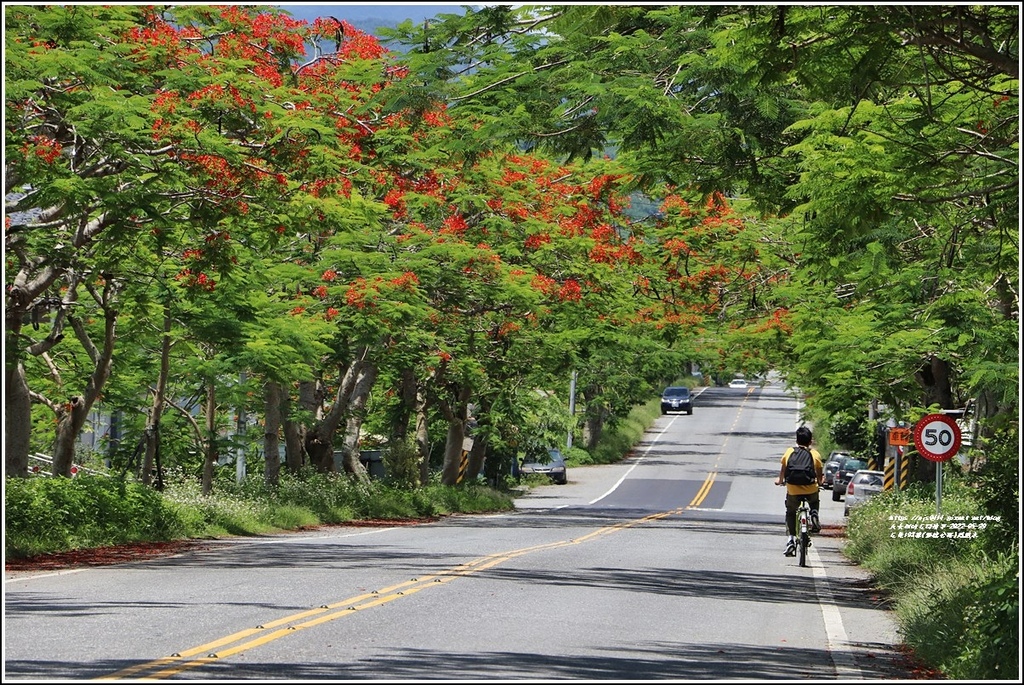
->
[799,531,809,567]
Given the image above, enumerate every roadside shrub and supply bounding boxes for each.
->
[5,475,188,558]
[896,549,1019,680]
[845,481,984,591]
[563,445,594,466]
[844,465,1018,681]
[589,399,661,464]
[267,504,320,530]
[383,441,421,489]
[968,424,1020,551]
[954,549,1019,680]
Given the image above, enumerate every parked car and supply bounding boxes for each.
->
[845,469,885,515]
[832,455,870,501]
[823,452,847,489]
[728,378,748,389]
[660,386,693,415]
[518,448,568,485]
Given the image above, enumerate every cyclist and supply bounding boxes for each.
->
[774,426,824,556]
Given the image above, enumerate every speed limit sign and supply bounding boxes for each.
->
[913,414,962,462]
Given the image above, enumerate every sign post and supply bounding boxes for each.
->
[913,414,962,515]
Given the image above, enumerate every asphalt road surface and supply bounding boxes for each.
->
[4,381,918,681]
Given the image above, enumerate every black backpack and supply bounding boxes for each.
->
[785,446,816,485]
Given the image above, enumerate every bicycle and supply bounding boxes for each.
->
[795,498,812,567]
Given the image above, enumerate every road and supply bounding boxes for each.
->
[3,381,916,680]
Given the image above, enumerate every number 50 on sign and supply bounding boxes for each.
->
[913,414,962,462]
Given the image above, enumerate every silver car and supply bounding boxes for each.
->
[844,469,885,516]
[518,448,568,485]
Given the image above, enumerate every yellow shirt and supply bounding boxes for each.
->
[781,446,824,495]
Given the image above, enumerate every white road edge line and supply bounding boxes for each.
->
[792,392,860,678]
[810,543,863,679]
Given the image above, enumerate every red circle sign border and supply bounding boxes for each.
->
[913,413,962,462]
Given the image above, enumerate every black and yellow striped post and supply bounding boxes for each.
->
[884,453,896,491]
[896,447,910,490]
[455,436,474,485]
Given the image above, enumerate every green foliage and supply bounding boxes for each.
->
[968,424,1020,551]
[382,441,422,490]
[588,398,662,465]
[563,445,595,466]
[844,470,1019,680]
[951,549,1019,680]
[845,484,982,592]
[5,471,515,559]
[895,550,1019,680]
[4,475,192,558]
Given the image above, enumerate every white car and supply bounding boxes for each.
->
[844,469,885,515]
[728,378,748,389]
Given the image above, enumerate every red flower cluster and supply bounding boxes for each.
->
[175,269,216,292]
[558,279,583,302]
[23,135,63,164]
[524,233,551,250]
[390,272,420,290]
[440,214,468,237]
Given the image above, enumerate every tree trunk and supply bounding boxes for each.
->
[4,232,77,477]
[466,439,487,484]
[582,386,608,451]
[52,295,118,477]
[52,396,88,476]
[304,348,371,473]
[415,388,432,486]
[915,355,954,410]
[283,385,306,473]
[465,398,489,481]
[142,304,172,486]
[438,384,472,485]
[201,378,217,496]
[338,361,377,483]
[391,367,418,444]
[441,418,467,485]
[5,354,32,479]
[264,381,283,486]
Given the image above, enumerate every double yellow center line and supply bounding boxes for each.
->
[98,471,718,681]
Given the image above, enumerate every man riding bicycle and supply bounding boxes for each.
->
[775,426,824,556]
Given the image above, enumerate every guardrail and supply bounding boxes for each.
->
[28,453,108,477]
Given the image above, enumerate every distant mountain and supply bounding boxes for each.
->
[277,4,467,49]
[279,4,464,32]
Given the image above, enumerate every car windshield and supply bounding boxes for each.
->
[663,387,689,397]
[525,449,562,465]
[843,458,868,471]
[857,473,883,486]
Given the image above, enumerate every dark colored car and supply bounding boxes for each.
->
[832,455,870,501]
[823,452,847,489]
[661,386,693,415]
[518,448,568,485]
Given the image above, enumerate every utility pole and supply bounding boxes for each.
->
[567,371,577,450]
